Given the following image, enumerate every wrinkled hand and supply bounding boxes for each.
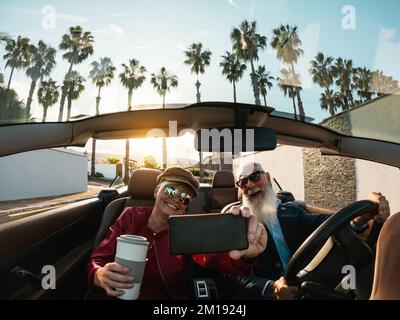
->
[368,192,390,223]
[94,262,134,297]
[227,205,267,260]
[273,276,299,300]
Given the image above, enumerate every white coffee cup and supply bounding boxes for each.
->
[115,235,149,300]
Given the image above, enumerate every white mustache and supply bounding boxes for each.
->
[248,188,262,196]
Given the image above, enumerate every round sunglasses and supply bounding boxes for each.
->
[164,185,192,205]
[235,171,265,188]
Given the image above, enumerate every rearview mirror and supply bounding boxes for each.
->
[194,127,277,153]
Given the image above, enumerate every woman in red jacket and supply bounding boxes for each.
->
[88,167,267,299]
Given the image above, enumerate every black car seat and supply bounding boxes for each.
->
[92,168,161,249]
[209,171,238,213]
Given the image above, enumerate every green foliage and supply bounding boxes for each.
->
[0,87,30,123]
[188,168,209,177]
[90,57,115,89]
[143,156,160,170]
[106,156,120,164]
[94,172,104,178]
[59,26,94,65]
[150,67,178,107]
[184,42,212,76]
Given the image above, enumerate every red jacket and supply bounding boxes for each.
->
[88,207,254,299]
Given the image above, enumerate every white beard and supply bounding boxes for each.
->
[242,185,278,223]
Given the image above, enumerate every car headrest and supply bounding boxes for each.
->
[128,168,162,199]
[212,171,236,188]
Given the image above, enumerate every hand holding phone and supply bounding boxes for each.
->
[168,213,248,255]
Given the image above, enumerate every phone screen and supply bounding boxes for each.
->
[168,213,248,255]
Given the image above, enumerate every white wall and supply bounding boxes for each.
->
[234,145,305,200]
[355,159,400,214]
[0,148,87,201]
[87,161,119,180]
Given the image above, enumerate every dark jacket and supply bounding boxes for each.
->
[219,202,331,300]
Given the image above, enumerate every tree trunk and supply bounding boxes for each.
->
[58,86,67,122]
[296,89,305,121]
[195,79,201,103]
[290,63,303,121]
[91,138,96,176]
[95,86,101,116]
[7,66,15,90]
[250,61,261,105]
[291,88,297,120]
[26,79,37,118]
[196,76,204,177]
[42,104,48,122]
[162,94,165,109]
[341,93,349,111]
[124,139,130,183]
[263,93,267,107]
[128,88,132,111]
[233,81,237,103]
[59,62,74,122]
[347,90,355,108]
[67,96,72,121]
[68,62,73,74]
[199,151,204,178]
[162,136,167,170]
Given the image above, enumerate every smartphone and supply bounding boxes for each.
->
[168,213,248,255]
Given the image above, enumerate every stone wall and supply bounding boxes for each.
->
[302,148,356,209]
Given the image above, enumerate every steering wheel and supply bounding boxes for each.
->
[285,200,382,287]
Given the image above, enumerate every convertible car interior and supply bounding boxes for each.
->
[0,102,399,300]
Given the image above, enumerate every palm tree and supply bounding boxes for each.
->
[0,87,28,123]
[58,26,94,121]
[0,33,9,86]
[150,67,178,169]
[371,70,399,96]
[37,79,59,122]
[0,32,11,46]
[150,67,178,108]
[352,67,373,102]
[277,68,301,119]
[89,57,115,116]
[25,40,56,117]
[255,65,274,107]
[183,42,212,178]
[62,71,85,121]
[3,35,30,90]
[119,59,146,182]
[88,57,115,177]
[220,51,247,103]
[231,20,267,105]
[332,57,354,110]
[271,24,304,119]
[320,89,341,116]
[119,59,146,110]
[309,52,335,90]
[310,52,343,114]
[183,42,212,103]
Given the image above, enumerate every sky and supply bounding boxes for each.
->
[1,0,399,163]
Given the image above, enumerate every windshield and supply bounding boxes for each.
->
[0,0,399,143]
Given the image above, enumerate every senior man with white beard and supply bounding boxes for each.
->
[219,161,390,300]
